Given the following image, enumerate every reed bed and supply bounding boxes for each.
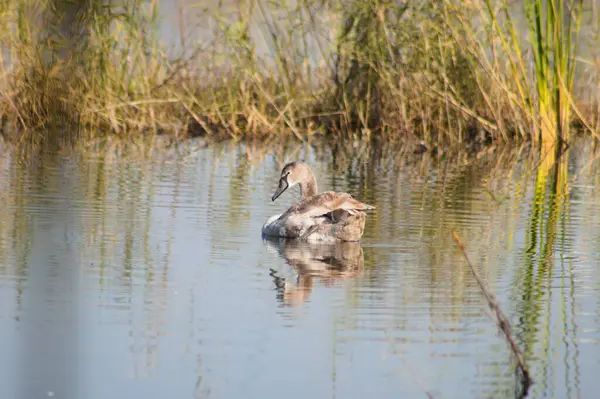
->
[0,0,597,150]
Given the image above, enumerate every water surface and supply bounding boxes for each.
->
[0,140,599,399]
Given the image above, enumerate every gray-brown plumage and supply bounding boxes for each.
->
[262,162,375,242]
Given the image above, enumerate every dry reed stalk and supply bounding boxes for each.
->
[451,229,532,397]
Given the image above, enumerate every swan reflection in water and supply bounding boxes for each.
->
[264,237,364,306]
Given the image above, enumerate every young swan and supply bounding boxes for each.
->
[262,162,375,242]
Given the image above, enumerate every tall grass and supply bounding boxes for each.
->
[0,0,596,149]
[443,0,588,148]
[526,0,583,146]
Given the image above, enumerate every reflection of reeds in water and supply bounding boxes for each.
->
[355,145,535,329]
[514,145,578,397]
[1,139,598,395]
[81,153,176,377]
[0,148,30,314]
[265,237,364,307]
[0,148,188,377]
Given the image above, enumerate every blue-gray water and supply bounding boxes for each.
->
[0,140,599,399]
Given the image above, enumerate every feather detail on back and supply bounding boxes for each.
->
[282,191,375,218]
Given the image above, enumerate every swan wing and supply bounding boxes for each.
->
[289,192,375,217]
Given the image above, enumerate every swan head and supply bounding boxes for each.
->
[271,162,315,201]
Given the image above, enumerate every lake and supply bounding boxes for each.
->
[0,138,598,399]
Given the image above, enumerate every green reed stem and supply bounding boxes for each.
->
[525,0,583,146]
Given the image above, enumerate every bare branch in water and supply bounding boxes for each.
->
[451,229,532,397]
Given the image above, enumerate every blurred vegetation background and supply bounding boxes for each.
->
[0,0,597,150]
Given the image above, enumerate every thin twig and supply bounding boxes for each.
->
[451,229,532,397]
[384,330,436,399]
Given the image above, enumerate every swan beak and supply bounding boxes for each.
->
[272,177,289,201]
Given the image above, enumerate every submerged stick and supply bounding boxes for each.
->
[451,229,532,396]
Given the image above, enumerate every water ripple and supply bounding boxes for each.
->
[0,141,598,398]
